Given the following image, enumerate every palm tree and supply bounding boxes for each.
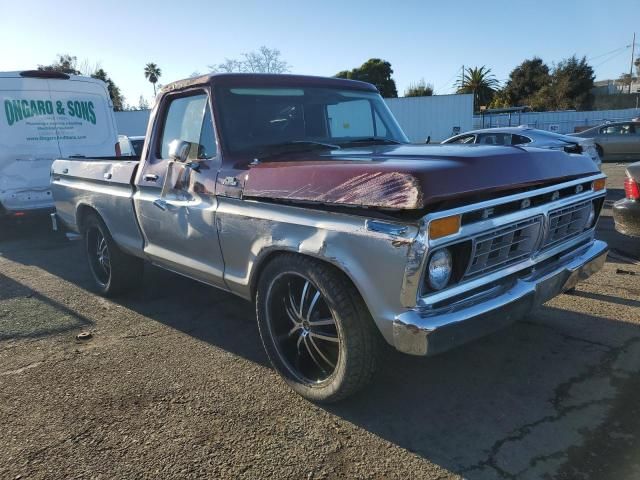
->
[456,66,500,112]
[144,63,162,96]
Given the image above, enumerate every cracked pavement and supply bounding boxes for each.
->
[1,163,639,479]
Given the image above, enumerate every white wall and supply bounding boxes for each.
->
[115,110,150,137]
[385,94,474,143]
[474,107,640,134]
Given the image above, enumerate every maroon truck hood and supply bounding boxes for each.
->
[242,144,600,210]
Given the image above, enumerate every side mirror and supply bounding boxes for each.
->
[425,136,431,144]
[168,139,191,163]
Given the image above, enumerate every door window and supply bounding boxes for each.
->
[159,93,216,160]
[600,124,634,135]
[511,134,532,145]
[448,134,475,144]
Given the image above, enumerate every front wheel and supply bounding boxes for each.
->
[256,254,380,403]
[83,213,143,297]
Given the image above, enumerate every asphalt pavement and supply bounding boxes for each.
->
[1,162,639,479]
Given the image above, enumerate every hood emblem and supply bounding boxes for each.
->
[520,198,531,209]
[551,191,560,201]
[575,184,584,194]
[482,207,495,219]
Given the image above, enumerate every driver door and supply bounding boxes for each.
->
[133,90,226,289]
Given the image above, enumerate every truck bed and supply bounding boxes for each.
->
[51,157,144,257]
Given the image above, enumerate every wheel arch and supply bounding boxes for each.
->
[249,248,367,308]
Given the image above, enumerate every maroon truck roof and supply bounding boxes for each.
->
[161,73,378,95]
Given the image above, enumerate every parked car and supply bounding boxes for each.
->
[118,135,145,157]
[0,70,119,219]
[51,73,608,402]
[613,161,640,237]
[569,121,640,162]
[442,126,601,169]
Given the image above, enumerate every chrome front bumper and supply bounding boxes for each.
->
[393,239,608,356]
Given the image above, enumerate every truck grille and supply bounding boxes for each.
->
[464,216,543,279]
[543,200,592,248]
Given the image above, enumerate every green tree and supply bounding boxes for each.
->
[503,57,551,107]
[91,68,125,111]
[335,58,398,98]
[488,89,512,109]
[549,55,595,111]
[38,54,81,75]
[144,63,162,96]
[404,79,434,97]
[456,66,500,112]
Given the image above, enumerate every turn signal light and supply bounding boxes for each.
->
[624,177,640,200]
[429,215,461,240]
[592,178,606,191]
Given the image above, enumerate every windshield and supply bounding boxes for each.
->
[214,86,409,154]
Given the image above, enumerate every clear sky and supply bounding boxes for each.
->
[1,0,638,106]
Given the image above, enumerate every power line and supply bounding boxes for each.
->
[587,44,630,62]
[593,47,632,69]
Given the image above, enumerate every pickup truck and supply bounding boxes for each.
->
[51,73,608,402]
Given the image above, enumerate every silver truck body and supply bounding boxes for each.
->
[51,159,608,355]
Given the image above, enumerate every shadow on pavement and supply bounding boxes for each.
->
[2,218,640,478]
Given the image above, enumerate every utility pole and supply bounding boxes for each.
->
[630,32,636,94]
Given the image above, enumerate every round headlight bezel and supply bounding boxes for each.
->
[427,248,453,291]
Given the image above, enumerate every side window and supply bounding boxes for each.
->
[600,125,624,135]
[511,134,531,145]
[198,106,217,159]
[374,111,388,137]
[327,99,374,138]
[159,93,216,160]
[449,134,475,144]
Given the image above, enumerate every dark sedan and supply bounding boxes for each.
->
[613,161,640,237]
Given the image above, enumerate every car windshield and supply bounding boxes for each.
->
[214,86,409,154]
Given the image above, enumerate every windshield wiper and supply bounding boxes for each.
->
[340,137,403,145]
[252,140,341,160]
[279,140,342,149]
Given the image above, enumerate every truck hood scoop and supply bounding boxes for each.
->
[242,144,600,210]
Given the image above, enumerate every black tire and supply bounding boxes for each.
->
[595,144,604,159]
[256,254,380,403]
[82,213,143,297]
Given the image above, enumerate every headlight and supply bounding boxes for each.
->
[427,248,453,291]
[585,202,596,228]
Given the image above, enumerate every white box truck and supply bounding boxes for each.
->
[0,70,118,218]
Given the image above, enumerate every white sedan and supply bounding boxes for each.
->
[442,126,602,169]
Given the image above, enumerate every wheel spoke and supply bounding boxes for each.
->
[283,298,299,327]
[296,332,304,352]
[299,281,309,317]
[288,324,301,337]
[305,290,321,321]
[309,317,335,327]
[308,334,336,368]
[303,335,327,373]
[310,331,339,343]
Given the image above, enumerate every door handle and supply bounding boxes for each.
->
[153,199,168,211]
[144,173,159,182]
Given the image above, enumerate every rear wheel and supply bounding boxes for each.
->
[83,213,143,296]
[595,144,603,159]
[256,254,380,403]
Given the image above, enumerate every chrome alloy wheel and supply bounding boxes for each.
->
[87,227,111,286]
[266,272,341,384]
